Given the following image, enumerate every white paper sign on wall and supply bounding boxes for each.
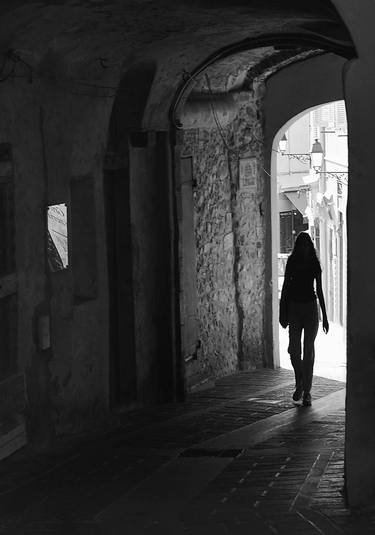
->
[239,158,257,189]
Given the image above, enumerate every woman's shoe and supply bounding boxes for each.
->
[292,386,303,402]
[303,392,312,406]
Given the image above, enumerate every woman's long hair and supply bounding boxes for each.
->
[290,231,320,270]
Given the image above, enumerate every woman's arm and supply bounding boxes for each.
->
[316,271,329,333]
[279,258,292,328]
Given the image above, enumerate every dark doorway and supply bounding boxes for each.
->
[104,167,137,408]
[279,210,308,254]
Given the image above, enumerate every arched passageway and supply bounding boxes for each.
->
[264,53,347,368]
[274,102,348,383]
[170,45,354,511]
[1,0,375,513]
[104,24,354,408]
[176,50,350,385]
[101,5,364,505]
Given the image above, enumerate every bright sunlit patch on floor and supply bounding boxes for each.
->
[279,322,346,382]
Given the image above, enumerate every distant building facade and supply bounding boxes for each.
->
[277,101,348,326]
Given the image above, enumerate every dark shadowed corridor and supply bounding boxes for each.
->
[2,369,372,534]
[1,0,375,530]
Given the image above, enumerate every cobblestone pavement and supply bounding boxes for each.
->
[0,369,374,534]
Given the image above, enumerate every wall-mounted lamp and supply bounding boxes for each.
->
[310,139,324,172]
[278,135,325,169]
[279,132,348,200]
[279,133,287,154]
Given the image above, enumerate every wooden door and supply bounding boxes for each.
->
[0,144,26,459]
[104,166,137,408]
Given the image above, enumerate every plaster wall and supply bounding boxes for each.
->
[277,114,311,181]
[321,0,375,506]
[0,79,113,445]
[343,60,375,507]
[0,56,180,448]
[129,135,176,404]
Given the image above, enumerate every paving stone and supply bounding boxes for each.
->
[0,369,374,533]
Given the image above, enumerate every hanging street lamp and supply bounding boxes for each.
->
[278,133,348,184]
[310,138,324,172]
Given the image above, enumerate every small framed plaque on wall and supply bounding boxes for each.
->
[239,157,257,189]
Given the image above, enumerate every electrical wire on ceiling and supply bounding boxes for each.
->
[0,49,118,99]
[0,52,349,184]
[169,33,356,129]
[204,72,272,179]
[0,51,18,82]
[205,74,350,185]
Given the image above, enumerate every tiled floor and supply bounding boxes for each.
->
[0,369,373,534]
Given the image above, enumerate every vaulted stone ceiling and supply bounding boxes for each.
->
[0,1,355,127]
[188,47,324,94]
[0,1,354,73]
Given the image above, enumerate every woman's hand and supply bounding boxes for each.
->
[323,316,329,334]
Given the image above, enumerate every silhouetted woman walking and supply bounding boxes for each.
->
[279,232,329,406]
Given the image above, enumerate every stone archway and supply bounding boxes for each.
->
[173,44,351,385]
[263,53,347,369]
[104,61,182,408]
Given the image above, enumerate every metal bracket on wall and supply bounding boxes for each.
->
[184,339,201,363]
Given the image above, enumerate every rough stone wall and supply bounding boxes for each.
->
[185,128,239,380]
[231,85,267,369]
[183,83,267,383]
